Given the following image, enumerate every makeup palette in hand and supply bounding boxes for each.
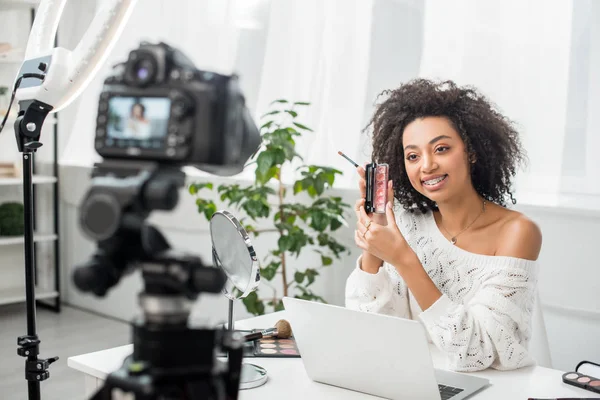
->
[252,334,301,358]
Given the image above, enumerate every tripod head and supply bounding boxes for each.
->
[73,160,246,399]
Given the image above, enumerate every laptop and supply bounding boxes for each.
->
[282,297,490,400]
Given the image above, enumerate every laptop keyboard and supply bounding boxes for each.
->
[438,384,464,399]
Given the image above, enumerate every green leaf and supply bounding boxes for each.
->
[301,177,313,189]
[274,300,285,312]
[242,291,265,316]
[264,165,279,182]
[330,217,343,231]
[321,255,333,266]
[257,151,274,176]
[305,268,319,285]
[285,214,297,224]
[278,236,292,252]
[203,202,217,220]
[293,122,313,131]
[261,120,274,130]
[293,181,303,195]
[293,101,310,106]
[284,110,298,118]
[188,182,214,194]
[260,261,280,281]
[273,148,286,165]
[314,174,325,195]
[270,99,289,105]
[310,210,329,232]
[261,110,280,118]
[323,172,335,187]
[294,271,305,284]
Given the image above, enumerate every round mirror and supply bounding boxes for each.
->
[210,210,267,390]
[210,210,260,300]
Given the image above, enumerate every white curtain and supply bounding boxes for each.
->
[253,0,374,187]
[419,0,574,198]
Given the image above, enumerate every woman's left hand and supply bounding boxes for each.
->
[355,202,419,270]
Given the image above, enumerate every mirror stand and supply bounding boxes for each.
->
[211,245,268,390]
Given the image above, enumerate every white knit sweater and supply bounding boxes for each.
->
[345,207,539,372]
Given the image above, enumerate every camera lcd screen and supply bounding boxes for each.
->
[106,97,171,148]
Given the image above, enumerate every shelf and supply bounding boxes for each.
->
[0,286,58,306]
[0,0,38,11]
[0,175,57,185]
[0,232,57,246]
[0,50,24,64]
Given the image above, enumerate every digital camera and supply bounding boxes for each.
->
[93,41,260,176]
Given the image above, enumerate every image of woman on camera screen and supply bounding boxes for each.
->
[126,102,151,139]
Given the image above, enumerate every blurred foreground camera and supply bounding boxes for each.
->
[72,41,260,400]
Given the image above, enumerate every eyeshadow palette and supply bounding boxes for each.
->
[252,335,301,358]
[364,162,389,214]
[562,371,600,394]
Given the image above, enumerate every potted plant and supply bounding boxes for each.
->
[0,202,25,236]
[189,100,351,315]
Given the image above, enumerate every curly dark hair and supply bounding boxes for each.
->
[366,78,527,213]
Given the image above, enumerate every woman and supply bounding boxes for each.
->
[345,79,542,372]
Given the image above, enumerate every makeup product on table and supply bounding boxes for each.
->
[244,319,291,341]
[365,162,389,214]
[244,319,300,358]
[252,335,301,358]
[562,371,600,394]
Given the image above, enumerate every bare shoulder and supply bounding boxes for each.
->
[494,209,542,261]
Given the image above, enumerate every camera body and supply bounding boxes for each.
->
[94,41,259,175]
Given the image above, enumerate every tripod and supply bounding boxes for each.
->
[13,99,59,400]
[73,162,245,399]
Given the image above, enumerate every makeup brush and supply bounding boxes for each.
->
[338,151,359,168]
[244,319,292,342]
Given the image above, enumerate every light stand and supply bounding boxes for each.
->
[14,99,59,400]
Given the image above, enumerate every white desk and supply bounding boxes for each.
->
[69,311,600,399]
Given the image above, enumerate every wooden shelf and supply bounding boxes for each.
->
[0,50,24,64]
[0,0,39,11]
[0,286,58,306]
[0,232,57,246]
[0,175,57,185]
